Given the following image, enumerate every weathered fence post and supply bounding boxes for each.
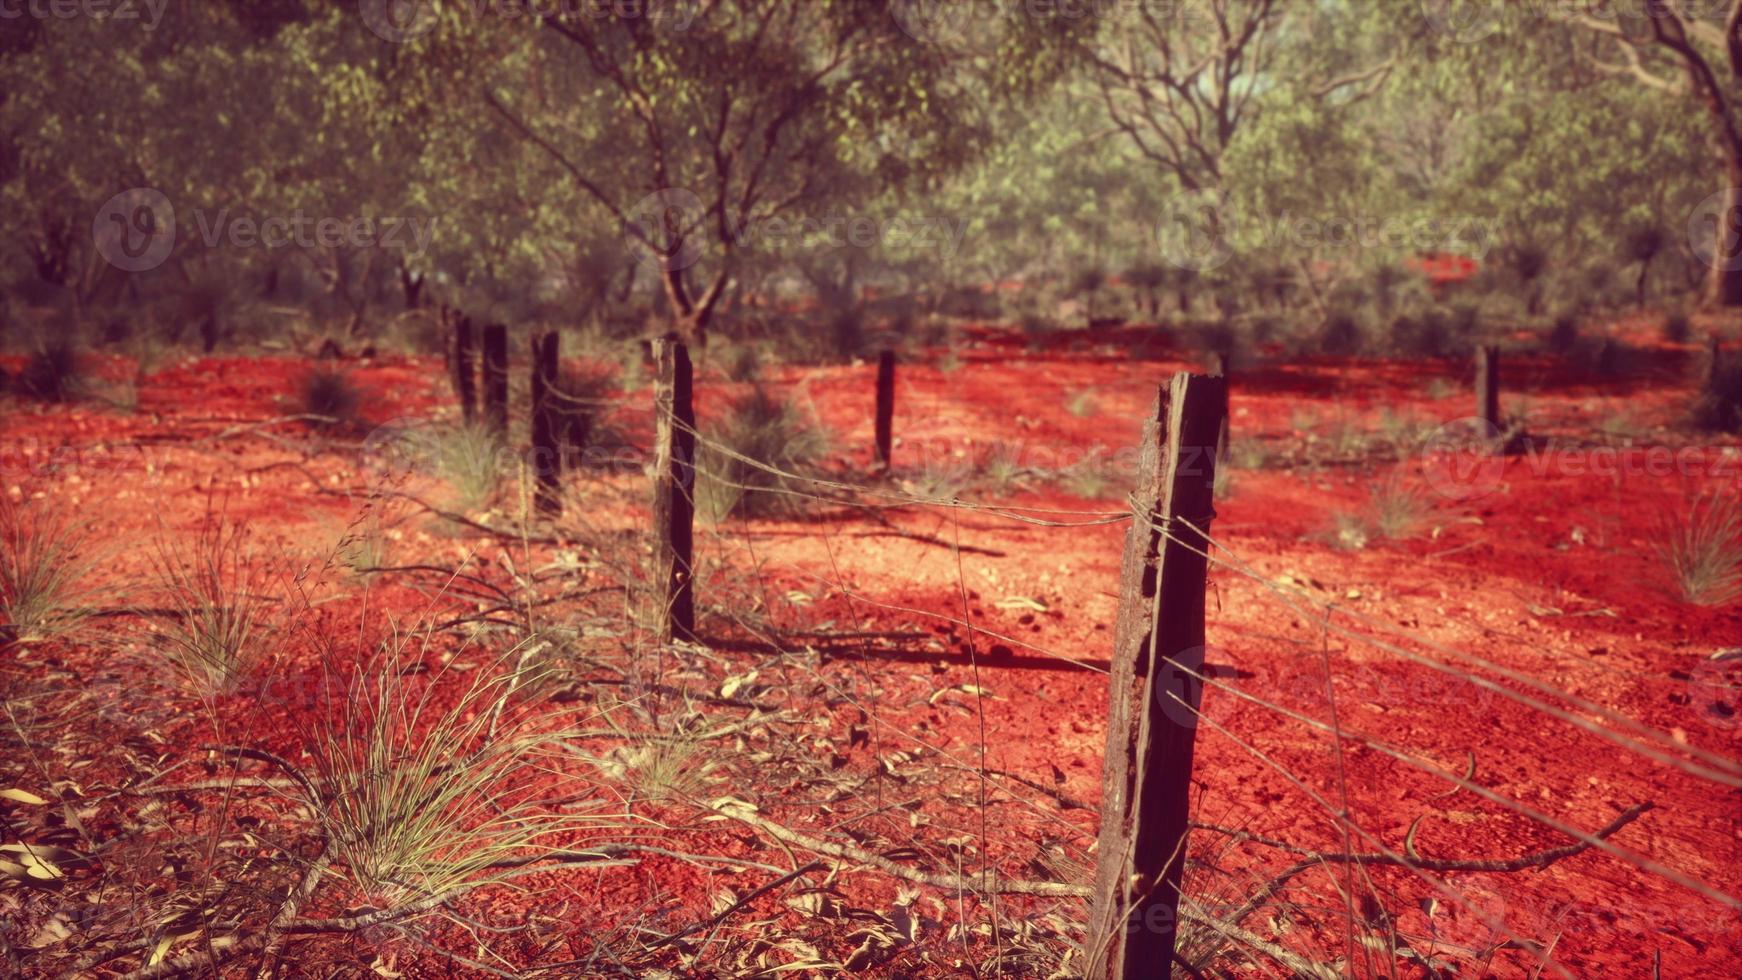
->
[530,331,561,515]
[1707,334,1725,387]
[452,314,477,422]
[482,323,509,434]
[875,349,896,469]
[1207,348,1231,468]
[651,337,697,644]
[1476,344,1501,431]
[1086,372,1225,979]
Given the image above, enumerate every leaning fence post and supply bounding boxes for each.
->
[875,349,896,469]
[482,323,509,434]
[1086,372,1224,979]
[1476,344,1501,432]
[530,330,561,515]
[452,315,477,422]
[651,337,697,644]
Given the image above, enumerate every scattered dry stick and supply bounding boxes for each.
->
[709,802,1090,897]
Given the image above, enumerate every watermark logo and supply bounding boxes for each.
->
[624,187,707,272]
[1687,650,1741,734]
[92,187,175,272]
[1155,189,1234,272]
[0,0,169,30]
[1418,417,1507,502]
[361,417,442,486]
[1688,188,1742,273]
[1420,0,1503,44]
[94,190,438,272]
[1153,644,1220,729]
[359,0,438,42]
[889,0,971,44]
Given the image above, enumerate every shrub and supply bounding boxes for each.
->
[1369,479,1431,540]
[1692,359,1742,434]
[1122,262,1168,318]
[1548,315,1579,353]
[1627,226,1665,265]
[695,387,830,520]
[1593,337,1635,378]
[1506,243,1549,314]
[1325,479,1431,549]
[1662,312,1692,345]
[548,365,618,465]
[435,422,508,512]
[150,513,275,693]
[304,637,613,913]
[714,339,764,382]
[19,339,82,402]
[1655,493,1742,605]
[0,493,102,644]
[1320,312,1366,355]
[300,366,362,427]
[1389,311,1455,358]
[1508,242,1547,282]
[1060,462,1114,500]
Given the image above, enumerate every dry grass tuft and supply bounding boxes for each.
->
[1655,493,1742,606]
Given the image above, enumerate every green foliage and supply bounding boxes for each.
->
[696,387,830,521]
[435,422,508,513]
[303,637,612,911]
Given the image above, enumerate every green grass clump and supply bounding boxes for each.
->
[1656,494,1742,606]
[696,387,829,521]
[0,493,102,644]
[150,513,276,693]
[435,422,508,512]
[304,636,614,912]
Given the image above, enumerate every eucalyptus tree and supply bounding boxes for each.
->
[1560,0,1742,305]
[419,2,993,347]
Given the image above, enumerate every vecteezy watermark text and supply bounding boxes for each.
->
[0,0,167,29]
[93,188,437,273]
[359,0,701,42]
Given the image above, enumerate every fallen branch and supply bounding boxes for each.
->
[708,802,1089,897]
[1215,802,1655,930]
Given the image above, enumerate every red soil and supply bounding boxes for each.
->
[2,319,1739,978]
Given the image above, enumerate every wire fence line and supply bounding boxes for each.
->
[611,397,1742,956]
[71,369,1725,972]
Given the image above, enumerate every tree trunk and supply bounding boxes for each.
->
[1709,167,1742,308]
[651,337,697,644]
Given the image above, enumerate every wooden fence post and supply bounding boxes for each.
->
[1707,335,1725,387]
[530,331,561,515]
[452,315,477,422]
[1476,344,1501,431]
[875,349,896,469]
[651,337,697,644]
[482,323,508,434]
[1208,348,1231,468]
[1086,372,1225,979]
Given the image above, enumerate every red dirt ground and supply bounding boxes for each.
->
[2,317,1739,978]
